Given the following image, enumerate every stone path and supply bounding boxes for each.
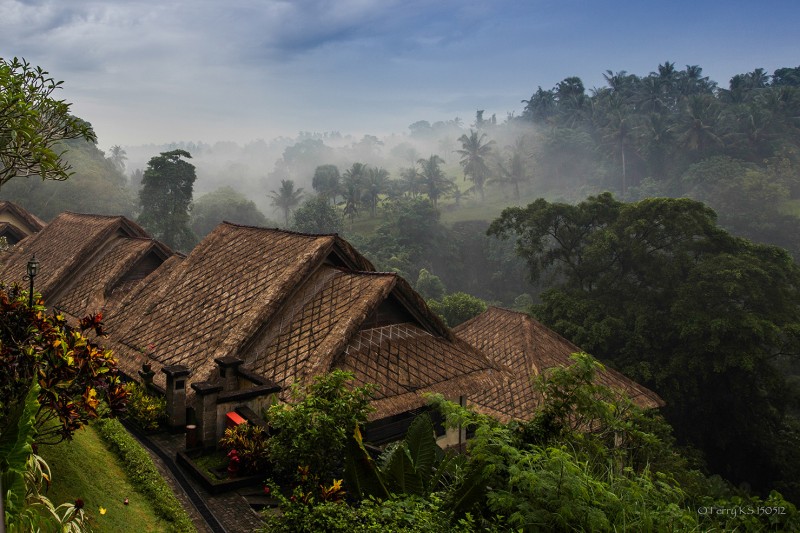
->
[127,424,265,533]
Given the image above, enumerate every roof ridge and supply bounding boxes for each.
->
[220,220,339,238]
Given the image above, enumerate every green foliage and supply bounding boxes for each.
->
[219,423,270,474]
[138,149,197,251]
[94,418,195,532]
[427,292,487,327]
[311,164,341,203]
[261,493,476,533]
[292,194,343,234]
[415,268,445,300]
[0,285,127,445]
[5,453,90,533]
[490,193,800,499]
[346,413,466,501]
[0,57,96,188]
[190,186,269,238]
[265,370,374,481]
[1,381,39,526]
[431,357,700,531]
[269,178,304,226]
[123,382,165,432]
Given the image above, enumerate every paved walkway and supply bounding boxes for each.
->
[126,424,266,533]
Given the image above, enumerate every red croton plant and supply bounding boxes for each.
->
[0,284,127,444]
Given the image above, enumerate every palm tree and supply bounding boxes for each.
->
[457,130,494,202]
[675,95,724,157]
[399,166,421,198]
[269,179,304,226]
[363,167,389,217]
[107,145,127,173]
[416,155,454,208]
[598,94,637,194]
[341,163,367,224]
[495,138,531,200]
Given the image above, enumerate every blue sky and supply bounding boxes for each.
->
[1,0,798,150]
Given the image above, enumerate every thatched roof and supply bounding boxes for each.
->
[0,212,159,304]
[106,223,378,385]
[56,237,173,319]
[105,222,501,420]
[454,306,665,421]
[240,264,499,419]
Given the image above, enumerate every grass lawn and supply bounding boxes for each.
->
[39,423,177,532]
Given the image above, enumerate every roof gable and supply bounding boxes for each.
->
[105,223,344,381]
[55,238,173,319]
[0,212,150,299]
[0,201,45,234]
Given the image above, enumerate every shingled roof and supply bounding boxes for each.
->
[56,237,174,319]
[105,222,501,420]
[454,306,664,421]
[0,212,160,303]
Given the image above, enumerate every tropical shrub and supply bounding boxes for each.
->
[219,423,270,474]
[261,493,477,533]
[0,284,127,444]
[123,381,166,432]
[1,383,89,532]
[264,370,374,480]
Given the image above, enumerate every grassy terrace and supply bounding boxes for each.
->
[39,420,195,532]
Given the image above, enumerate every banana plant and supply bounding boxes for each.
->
[344,412,484,517]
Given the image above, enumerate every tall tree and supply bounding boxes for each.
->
[311,164,341,205]
[362,166,389,217]
[457,130,494,202]
[342,163,367,223]
[137,149,197,251]
[416,155,454,208]
[269,179,304,226]
[292,195,343,235]
[107,145,127,174]
[495,137,531,200]
[0,57,96,189]
[399,166,421,198]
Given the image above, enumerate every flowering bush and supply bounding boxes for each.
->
[0,284,126,444]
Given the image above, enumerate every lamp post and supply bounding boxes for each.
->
[24,254,39,307]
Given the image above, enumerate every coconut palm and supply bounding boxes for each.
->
[416,155,454,208]
[363,167,389,217]
[269,179,304,226]
[341,163,367,223]
[399,166,421,198]
[457,130,495,202]
[495,138,532,200]
[675,95,724,157]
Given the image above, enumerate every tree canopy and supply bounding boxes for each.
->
[489,193,800,500]
[137,149,197,251]
[191,186,270,238]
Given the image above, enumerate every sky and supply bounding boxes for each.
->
[2,0,799,151]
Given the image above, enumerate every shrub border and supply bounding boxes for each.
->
[94,417,196,532]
